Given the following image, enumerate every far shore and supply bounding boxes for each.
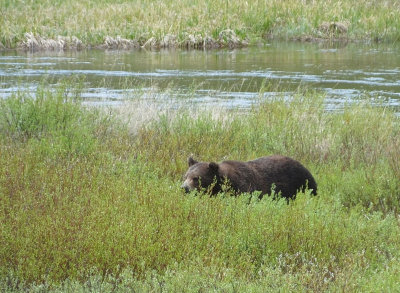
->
[2,0,400,51]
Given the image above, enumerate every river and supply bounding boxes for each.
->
[1,41,400,112]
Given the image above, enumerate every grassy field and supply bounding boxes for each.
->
[1,0,400,50]
[0,83,399,291]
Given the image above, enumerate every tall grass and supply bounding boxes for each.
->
[0,84,399,291]
[1,0,400,49]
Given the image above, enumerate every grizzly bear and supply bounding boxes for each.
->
[182,155,317,199]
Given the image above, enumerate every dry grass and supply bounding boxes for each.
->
[20,33,83,51]
[113,97,234,136]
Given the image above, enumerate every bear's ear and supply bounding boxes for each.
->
[208,162,219,173]
[188,157,198,166]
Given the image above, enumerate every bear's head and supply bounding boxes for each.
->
[181,157,220,194]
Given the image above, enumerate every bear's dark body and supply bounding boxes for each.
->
[182,155,317,199]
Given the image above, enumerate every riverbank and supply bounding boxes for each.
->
[1,84,400,291]
[1,0,400,50]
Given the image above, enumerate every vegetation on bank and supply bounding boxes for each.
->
[1,0,400,50]
[0,83,399,291]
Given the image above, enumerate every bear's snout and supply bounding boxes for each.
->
[181,181,192,193]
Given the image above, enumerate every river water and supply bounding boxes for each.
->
[1,42,400,112]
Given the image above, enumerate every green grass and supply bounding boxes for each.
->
[0,84,400,291]
[1,0,400,49]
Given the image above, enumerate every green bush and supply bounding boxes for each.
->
[0,84,115,157]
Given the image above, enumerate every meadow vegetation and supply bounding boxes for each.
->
[1,0,400,50]
[0,82,399,292]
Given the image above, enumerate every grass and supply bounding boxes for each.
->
[0,83,400,291]
[1,0,400,49]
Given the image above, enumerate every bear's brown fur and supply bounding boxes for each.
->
[182,155,317,199]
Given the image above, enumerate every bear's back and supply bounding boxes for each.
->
[250,155,317,197]
[222,155,317,198]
